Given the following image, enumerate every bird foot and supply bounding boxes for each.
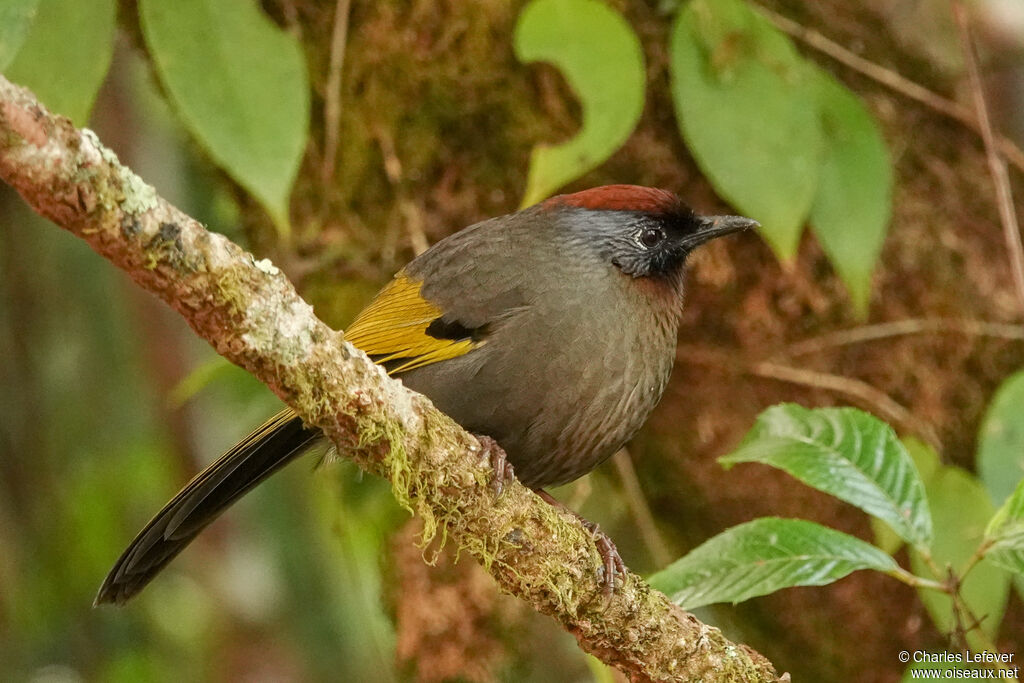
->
[583,519,626,595]
[536,490,626,594]
[475,434,515,495]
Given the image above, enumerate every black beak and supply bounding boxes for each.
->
[683,215,759,249]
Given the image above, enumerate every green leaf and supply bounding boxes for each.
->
[4,0,115,125]
[648,517,897,609]
[514,0,645,206]
[910,467,1010,649]
[0,0,40,71]
[670,0,822,259]
[869,518,904,557]
[903,436,942,482]
[139,0,310,234]
[977,370,1024,506]
[984,477,1024,575]
[721,404,933,547]
[871,438,940,554]
[809,68,892,318]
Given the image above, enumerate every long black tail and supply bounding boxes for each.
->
[95,409,322,605]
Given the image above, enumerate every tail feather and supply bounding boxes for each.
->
[95,409,322,605]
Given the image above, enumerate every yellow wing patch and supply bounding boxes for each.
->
[345,272,481,374]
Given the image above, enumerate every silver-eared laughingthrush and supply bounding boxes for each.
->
[96,185,757,604]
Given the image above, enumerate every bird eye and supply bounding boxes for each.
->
[639,227,664,248]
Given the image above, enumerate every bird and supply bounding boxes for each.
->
[95,184,757,605]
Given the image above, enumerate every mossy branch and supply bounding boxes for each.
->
[0,75,784,683]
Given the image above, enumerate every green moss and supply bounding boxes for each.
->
[352,412,459,557]
[204,261,265,324]
[360,416,414,508]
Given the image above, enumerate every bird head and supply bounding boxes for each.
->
[541,185,758,285]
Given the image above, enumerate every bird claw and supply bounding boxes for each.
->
[536,490,626,594]
[470,440,627,593]
[582,519,626,595]
[475,434,515,495]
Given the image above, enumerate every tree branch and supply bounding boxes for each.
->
[0,76,784,682]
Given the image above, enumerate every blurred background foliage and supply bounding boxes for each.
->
[3,0,1024,681]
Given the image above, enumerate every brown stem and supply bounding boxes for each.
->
[786,318,1024,357]
[747,361,942,450]
[321,0,352,185]
[952,2,1024,317]
[612,449,673,568]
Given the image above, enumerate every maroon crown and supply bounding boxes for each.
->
[543,185,681,214]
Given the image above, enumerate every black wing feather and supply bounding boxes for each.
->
[95,409,321,605]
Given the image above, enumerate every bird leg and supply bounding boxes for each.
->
[536,490,626,595]
[474,434,515,495]
[471,437,625,593]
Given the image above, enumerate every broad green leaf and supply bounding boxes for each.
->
[515,0,645,206]
[721,404,932,547]
[977,370,1024,506]
[871,438,940,554]
[648,517,897,609]
[809,68,892,318]
[139,0,310,234]
[670,0,822,259]
[4,0,115,124]
[910,467,1010,649]
[984,477,1024,575]
[870,516,904,557]
[902,436,942,482]
[0,0,40,71]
